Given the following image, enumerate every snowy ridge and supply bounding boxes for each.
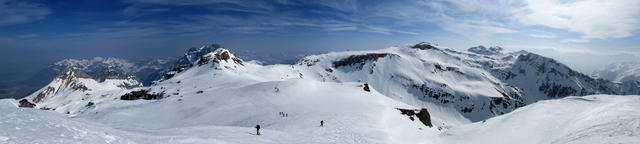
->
[593,62,640,83]
[53,57,136,73]
[490,53,640,103]
[439,95,640,144]
[24,67,141,115]
[4,42,640,143]
[297,43,524,121]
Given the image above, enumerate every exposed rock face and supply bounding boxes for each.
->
[397,108,432,127]
[490,53,639,103]
[120,90,159,100]
[161,43,246,80]
[410,42,438,50]
[18,99,36,108]
[416,108,432,127]
[363,83,371,92]
[86,101,94,107]
[33,68,91,103]
[331,53,398,74]
[468,45,504,55]
[87,66,137,82]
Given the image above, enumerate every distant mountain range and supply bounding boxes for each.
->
[4,42,640,143]
[20,42,640,121]
[592,62,640,83]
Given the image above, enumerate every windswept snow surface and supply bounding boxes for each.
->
[4,45,640,143]
[2,95,639,143]
[439,95,640,144]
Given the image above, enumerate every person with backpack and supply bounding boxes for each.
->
[320,120,324,127]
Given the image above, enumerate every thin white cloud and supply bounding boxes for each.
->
[530,34,556,39]
[416,0,640,43]
[325,26,357,31]
[505,45,640,57]
[517,0,640,42]
[397,30,419,35]
[529,31,556,39]
[0,0,50,27]
[17,33,38,39]
[367,26,390,34]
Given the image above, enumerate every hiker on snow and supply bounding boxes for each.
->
[255,125,261,135]
[320,120,324,127]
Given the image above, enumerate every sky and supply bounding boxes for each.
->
[1,0,640,81]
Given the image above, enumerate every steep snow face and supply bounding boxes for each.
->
[439,95,640,144]
[490,53,640,103]
[158,44,227,81]
[297,43,525,121]
[24,67,141,115]
[593,62,640,83]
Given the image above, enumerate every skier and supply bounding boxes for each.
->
[255,125,261,135]
[320,120,324,127]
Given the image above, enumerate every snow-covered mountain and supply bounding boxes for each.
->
[8,57,176,99]
[23,67,141,114]
[593,62,640,83]
[5,42,640,143]
[49,57,175,85]
[20,42,640,120]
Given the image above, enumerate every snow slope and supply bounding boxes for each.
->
[74,48,444,143]
[24,67,141,115]
[439,95,640,144]
[3,94,638,144]
[5,43,640,143]
[297,43,524,121]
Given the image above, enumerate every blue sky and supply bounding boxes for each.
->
[1,0,640,80]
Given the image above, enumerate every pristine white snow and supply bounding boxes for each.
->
[438,95,640,144]
[3,94,639,143]
[3,44,640,143]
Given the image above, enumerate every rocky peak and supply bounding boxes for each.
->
[410,42,439,50]
[163,43,243,79]
[31,67,92,103]
[58,67,92,80]
[178,43,223,66]
[468,45,504,55]
[197,48,245,68]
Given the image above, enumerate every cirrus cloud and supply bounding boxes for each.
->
[0,0,50,27]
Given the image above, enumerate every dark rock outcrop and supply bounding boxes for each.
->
[86,101,94,107]
[19,99,36,108]
[120,90,159,100]
[333,53,393,69]
[363,83,371,92]
[411,42,438,50]
[397,108,432,127]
